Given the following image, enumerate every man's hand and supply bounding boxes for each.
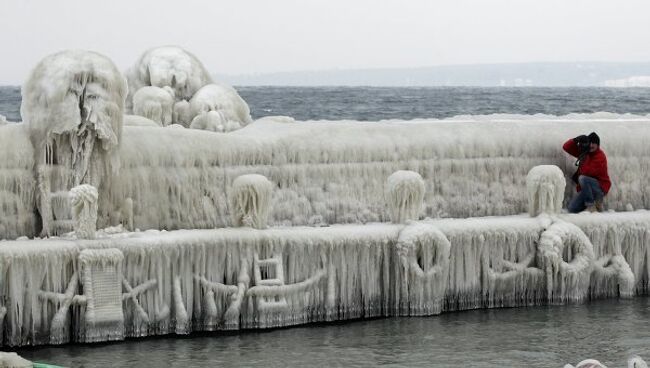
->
[573,135,589,145]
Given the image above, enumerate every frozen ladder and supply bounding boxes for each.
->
[253,253,289,311]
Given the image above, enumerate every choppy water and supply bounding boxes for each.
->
[13,298,650,367]
[3,86,650,122]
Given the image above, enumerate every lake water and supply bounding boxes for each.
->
[3,86,650,122]
[12,298,650,367]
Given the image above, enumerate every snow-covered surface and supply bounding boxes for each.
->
[2,113,650,239]
[1,211,649,346]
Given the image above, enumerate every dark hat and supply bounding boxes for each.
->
[588,132,600,145]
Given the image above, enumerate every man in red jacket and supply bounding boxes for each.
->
[563,132,611,213]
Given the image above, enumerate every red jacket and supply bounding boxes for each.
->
[563,139,611,194]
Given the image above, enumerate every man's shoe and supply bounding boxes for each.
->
[595,200,604,212]
[584,205,597,213]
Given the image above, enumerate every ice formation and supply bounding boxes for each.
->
[526,165,566,216]
[188,84,252,131]
[125,46,212,111]
[132,86,175,126]
[2,113,650,239]
[123,114,160,127]
[0,114,6,125]
[1,211,649,346]
[172,100,192,126]
[230,174,273,229]
[2,49,650,348]
[20,49,127,237]
[70,184,98,239]
[386,170,425,223]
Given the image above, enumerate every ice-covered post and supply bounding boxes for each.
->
[230,174,273,229]
[526,165,566,217]
[70,184,99,239]
[386,170,425,223]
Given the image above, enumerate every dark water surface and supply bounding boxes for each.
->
[14,298,650,367]
[2,86,650,122]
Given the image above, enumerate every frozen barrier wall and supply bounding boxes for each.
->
[1,211,649,346]
[1,114,650,238]
[113,114,650,232]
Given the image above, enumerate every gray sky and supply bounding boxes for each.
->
[1,0,650,85]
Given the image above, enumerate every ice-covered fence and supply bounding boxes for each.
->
[2,211,650,347]
[2,114,650,239]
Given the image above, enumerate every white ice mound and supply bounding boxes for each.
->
[189,84,253,131]
[70,184,98,239]
[126,46,213,110]
[526,165,566,216]
[386,170,425,223]
[132,86,175,126]
[0,114,7,125]
[0,352,32,368]
[21,49,127,182]
[230,174,273,229]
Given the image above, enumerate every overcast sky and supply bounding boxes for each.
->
[1,0,650,85]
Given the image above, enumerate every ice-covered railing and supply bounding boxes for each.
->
[2,113,650,239]
[1,211,649,347]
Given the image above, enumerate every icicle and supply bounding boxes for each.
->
[173,276,189,333]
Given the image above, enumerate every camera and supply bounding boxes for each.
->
[575,135,590,153]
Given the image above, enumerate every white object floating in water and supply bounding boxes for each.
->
[526,165,565,217]
[230,174,273,229]
[564,355,647,368]
[386,170,425,224]
[0,352,32,368]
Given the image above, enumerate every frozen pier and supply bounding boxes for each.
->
[1,211,649,346]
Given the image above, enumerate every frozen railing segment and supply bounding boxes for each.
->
[538,219,594,303]
[38,248,164,344]
[394,222,450,315]
[526,165,566,217]
[386,170,425,224]
[590,228,636,298]
[2,211,650,347]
